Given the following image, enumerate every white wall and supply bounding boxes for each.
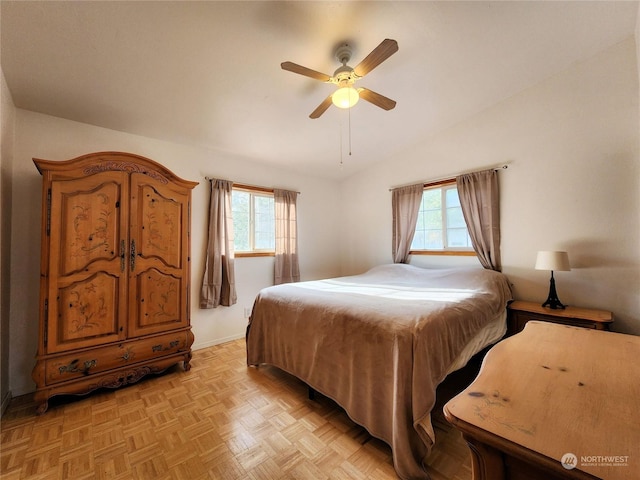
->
[1,68,16,411]
[9,112,343,396]
[6,23,640,399]
[340,38,640,335]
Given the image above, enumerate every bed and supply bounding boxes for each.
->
[245,263,513,479]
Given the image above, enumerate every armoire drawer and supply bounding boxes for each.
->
[44,331,190,385]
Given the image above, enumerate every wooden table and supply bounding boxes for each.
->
[444,321,640,480]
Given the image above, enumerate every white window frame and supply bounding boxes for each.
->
[410,181,475,256]
[232,186,275,257]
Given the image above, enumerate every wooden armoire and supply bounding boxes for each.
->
[32,152,197,414]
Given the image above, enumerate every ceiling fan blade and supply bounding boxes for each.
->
[281,61,332,82]
[358,88,396,111]
[353,39,398,78]
[309,95,333,119]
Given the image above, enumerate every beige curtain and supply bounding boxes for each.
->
[274,189,300,284]
[391,183,424,264]
[200,179,237,308]
[456,169,501,271]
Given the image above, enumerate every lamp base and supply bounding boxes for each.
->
[542,297,566,310]
[542,273,566,310]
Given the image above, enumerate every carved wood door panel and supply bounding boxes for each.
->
[47,171,129,353]
[127,173,190,337]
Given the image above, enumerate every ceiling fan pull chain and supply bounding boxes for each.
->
[348,105,352,156]
[339,120,344,168]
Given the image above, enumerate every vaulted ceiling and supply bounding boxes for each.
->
[1,1,637,179]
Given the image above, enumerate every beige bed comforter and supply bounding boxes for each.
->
[246,264,512,479]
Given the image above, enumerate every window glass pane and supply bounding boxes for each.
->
[447,228,471,248]
[425,229,443,249]
[425,209,442,228]
[446,206,466,228]
[423,188,441,209]
[253,195,275,250]
[411,230,425,250]
[445,187,461,207]
[254,195,273,216]
[232,191,250,251]
[415,210,425,231]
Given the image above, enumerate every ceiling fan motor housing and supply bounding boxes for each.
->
[333,45,358,85]
[333,67,357,86]
[335,44,353,65]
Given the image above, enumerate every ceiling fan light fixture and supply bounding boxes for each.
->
[332,86,359,109]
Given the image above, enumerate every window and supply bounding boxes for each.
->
[410,182,474,254]
[232,187,275,255]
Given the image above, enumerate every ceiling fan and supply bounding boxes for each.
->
[281,39,398,119]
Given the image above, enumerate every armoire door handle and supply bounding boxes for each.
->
[120,240,125,272]
[130,239,136,271]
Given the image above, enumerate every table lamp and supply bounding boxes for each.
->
[535,251,571,309]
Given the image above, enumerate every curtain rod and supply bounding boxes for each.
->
[204,177,301,195]
[389,164,509,191]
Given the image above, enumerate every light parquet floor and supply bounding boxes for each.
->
[1,338,474,480]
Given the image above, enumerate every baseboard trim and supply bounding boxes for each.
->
[192,333,245,351]
[1,390,12,417]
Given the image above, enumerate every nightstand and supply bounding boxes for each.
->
[507,300,612,336]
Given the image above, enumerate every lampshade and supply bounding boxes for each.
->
[332,87,359,109]
[535,251,571,271]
